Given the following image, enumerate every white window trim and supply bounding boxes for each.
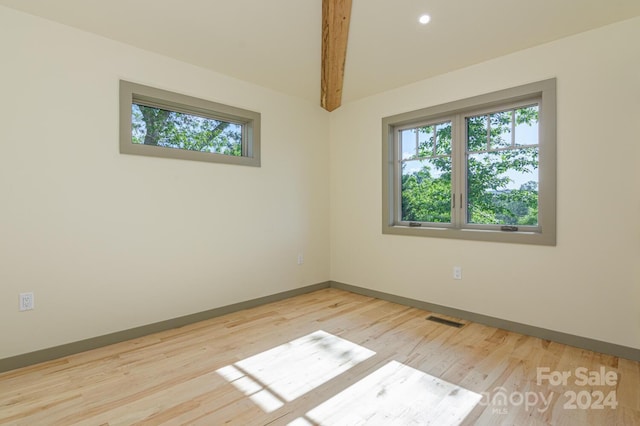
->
[382,79,556,245]
[119,80,261,167]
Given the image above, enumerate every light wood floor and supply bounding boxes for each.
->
[1,288,639,425]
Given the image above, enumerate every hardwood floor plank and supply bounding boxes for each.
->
[0,288,637,425]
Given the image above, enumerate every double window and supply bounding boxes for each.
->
[382,79,556,245]
[120,80,260,166]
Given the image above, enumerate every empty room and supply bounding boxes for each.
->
[1,1,639,424]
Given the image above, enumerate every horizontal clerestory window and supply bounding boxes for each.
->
[119,80,260,166]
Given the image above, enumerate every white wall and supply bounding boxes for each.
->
[0,7,330,359]
[330,17,640,350]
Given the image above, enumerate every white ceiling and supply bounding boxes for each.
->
[2,0,639,105]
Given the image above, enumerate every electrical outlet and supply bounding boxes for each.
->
[453,266,462,280]
[19,292,34,311]
[297,253,304,265]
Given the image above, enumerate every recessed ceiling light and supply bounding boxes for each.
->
[418,14,431,25]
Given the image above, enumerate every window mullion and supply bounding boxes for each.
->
[394,130,402,225]
[511,110,516,146]
[461,114,468,229]
[451,114,465,229]
[486,114,491,151]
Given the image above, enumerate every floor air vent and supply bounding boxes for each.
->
[426,315,465,328]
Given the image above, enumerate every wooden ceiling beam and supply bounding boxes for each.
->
[321,0,352,112]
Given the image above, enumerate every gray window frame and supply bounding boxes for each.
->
[382,79,556,245]
[119,80,261,167]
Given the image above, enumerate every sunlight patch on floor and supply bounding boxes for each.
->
[216,330,376,413]
[288,360,482,426]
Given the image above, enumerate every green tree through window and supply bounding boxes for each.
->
[400,106,539,227]
[401,122,452,223]
[466,106,539,226]
[132,104,243,156]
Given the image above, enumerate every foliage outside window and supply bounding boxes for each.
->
[382,79,556,245]
[120,81,260,166]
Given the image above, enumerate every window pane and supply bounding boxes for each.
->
[515,106,539,146]
[467,148,539,226]
[467,115,488,152]
[490,111,512,149]
[417,126,434,158]
[435,122,452,156]
[132,103,243,156]
[401,158,452,223]
[401,129,417,160]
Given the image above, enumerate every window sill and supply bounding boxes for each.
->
[383,224,555,246]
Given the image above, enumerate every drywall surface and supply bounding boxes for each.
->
[0,7,330,358]
[329,17,640,350]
